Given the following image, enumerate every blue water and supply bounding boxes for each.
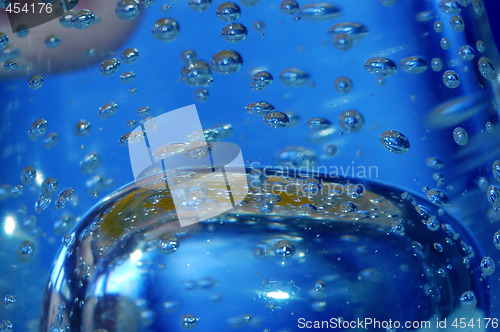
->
[1,0,500,330]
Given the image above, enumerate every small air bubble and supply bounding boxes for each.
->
[453,127,468,145]
[28,75,43,90]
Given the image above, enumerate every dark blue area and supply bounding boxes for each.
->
[485,0,500,47]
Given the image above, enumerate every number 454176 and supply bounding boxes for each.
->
[452,318,499,329]
[5,2,53,14]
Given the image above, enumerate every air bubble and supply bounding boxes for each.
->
[75,120,91,137]
[476,40,486,52]
[426,217,440,231]
[440,38,450,50]
[152,18,180,41]
[277,146,317,168]
[323,144,337,157]
[194,89,209,102]
[137,106,151,116]
[42,177,58,196]
[4,295,15,309]
[307,118,331,129]
[329,22,368,40]
[264,112,289,128]
[280,0,299,15]
[21,166,36,185]
[478,57,496,81]
[458,45,474,61]
[253,21,265,31]
[44,34,61,48]
[28,118,48,140]
[380,130,410,153]
[299,2,341,21]
[100,58,120,77]
[159,234,179,254]
[0,32,8,50]
[245,101,275,116]
[450,15,464,32]
[338,110,364,133]
[99,102,118,118]
[333,77,352,94]
[400,56,428,74]
[493,231,500,250]
[115,0,140,21]
[35,194,52,213]
[120,71,136,83]
[16,240,35,263]
[11,185,23,197]
[55,188,75,210]
[252,71,273,90]
[4,59,16,71]
[216,2,241,21]
[453,127,468,145]
[426,157,444,169]
[274,240,295,258]
[120,131,145,145]
[121,48,139,64]
[459,291,477,310]
[185,141,211,160]
[426,189,450,206]
[279,68,309,86]
[439,0,461,14]
[80,152,101,174]
[365,57,397,76]
[487,185,500,208]
[431,58,443,71]
[43,132,58,149]
[221,23,247,42]
[433,21,443,33]
[180,49,198,64]
[72,9,95,29]
[1,320,13,330]
[416,11,438,24]
[433,172,445,186]
[189,0,212,12]
[333,34,352,51]
[480,256,495,276]
[181,60,213,86]
[340,202,357,213]
[211,49,242,74]
[442,70,460,88]
[28,75,43,90]
[492,160,500,183]
[180,314,198,329]
[433,243,444,252]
